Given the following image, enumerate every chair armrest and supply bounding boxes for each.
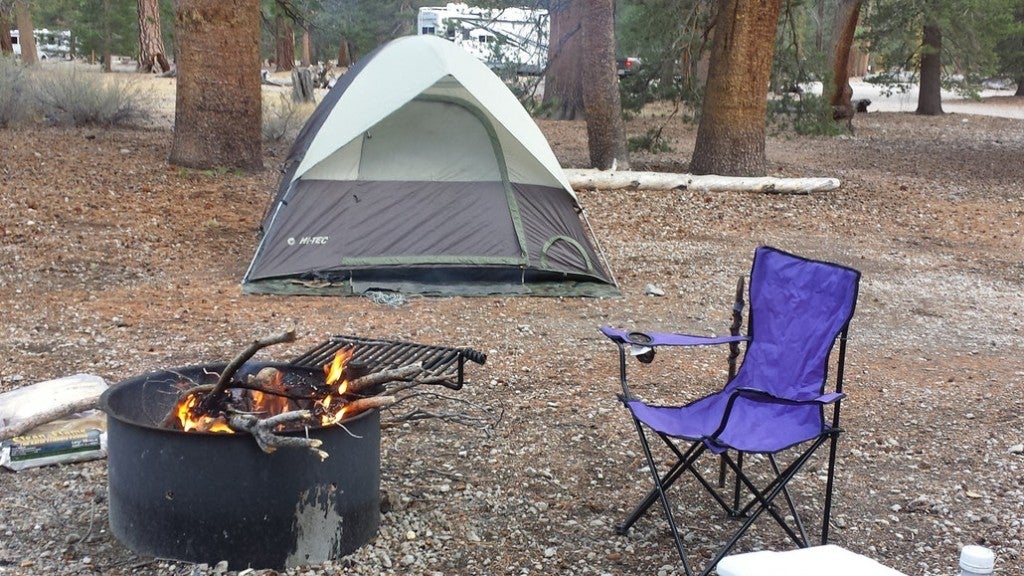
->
[600,326,749,347]
[731,387,845,406]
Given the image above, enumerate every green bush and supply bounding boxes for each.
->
[768,93,846,136]
[0,56,37,127]
[31,66,148,127]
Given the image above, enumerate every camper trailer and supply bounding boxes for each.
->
[10,29,71,59]
[416,3,548,75]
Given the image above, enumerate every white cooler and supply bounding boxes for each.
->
[715,544,909,576]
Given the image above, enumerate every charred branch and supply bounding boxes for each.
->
[228,410,327,460]
[202,330,296,411]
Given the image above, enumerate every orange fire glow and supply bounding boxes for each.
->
[318,348,353,426]
[176,393,234,433]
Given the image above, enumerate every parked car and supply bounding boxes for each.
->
[617,56,641,77]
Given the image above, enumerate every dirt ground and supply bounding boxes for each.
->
[1,76,1023,576]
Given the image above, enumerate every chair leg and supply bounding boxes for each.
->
[629,419,697,576]
[820,428,842,544]
[616,434,703,534]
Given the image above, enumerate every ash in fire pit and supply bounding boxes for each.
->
[99,332,486,570]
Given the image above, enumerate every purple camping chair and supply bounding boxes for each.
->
[601,246,860,576]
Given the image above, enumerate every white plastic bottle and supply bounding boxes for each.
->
[958,545,994,576]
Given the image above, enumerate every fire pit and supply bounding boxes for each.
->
[99,334,486,570]
[100,362,381,569]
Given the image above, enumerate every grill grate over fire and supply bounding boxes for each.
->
[289,335,487,390]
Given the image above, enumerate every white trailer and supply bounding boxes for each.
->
[10,29,71,59]
[416,3,548,75]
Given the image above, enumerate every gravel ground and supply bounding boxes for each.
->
[1,92,1023,576]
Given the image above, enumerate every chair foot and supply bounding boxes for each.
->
[613,523,630,536]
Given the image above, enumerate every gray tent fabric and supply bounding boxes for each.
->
[243,35,618,297]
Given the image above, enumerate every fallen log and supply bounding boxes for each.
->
[564,169,840,194]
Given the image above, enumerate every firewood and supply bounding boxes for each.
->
[200,330,296,412]
[0,396,100,442]
[228,410,328,460]
[346,363,423,395]
[341,395,396,418]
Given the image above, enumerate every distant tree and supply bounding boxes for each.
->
[616,0,715,109]
[863,0,1016,115]
[827,0,864,120]
[274,12,294,71]
[308,0,419,65]
[169,0,263,170]
[138,0,170,72]
[14,0,37,64]
[691,0,782,176]
[995,1,1024,95]
[582,0,629,169]
[917,22,944,114]
[542,0,584,119]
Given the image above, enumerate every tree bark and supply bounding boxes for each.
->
[14,0,36,65]
[0,7,13,55]
[581,0,629,170]
[169,0,263,170]
[916,24,944,115]
[275,13,294,72]
[542,0,585,120]
[337,36,353,67]
[690,0,783,177]
[1016,77,1024,97]
[300,23,311,67]
[137,0,170,73]
[827,0,863,123]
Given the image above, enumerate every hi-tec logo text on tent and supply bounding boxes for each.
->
[287,236,329,246]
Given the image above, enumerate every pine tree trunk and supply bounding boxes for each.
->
[916,24,944,115]
[1016,78,1024,97]
[691,0,782,177]
[542,0,585,120]
[170,0,263,170]
[275,14,294,72]
[337,37,352,67]
[137,0,170,73]
[300,24,311,67]
[581,0,628,170]
[14,0,36,65]
[0,11,13,54]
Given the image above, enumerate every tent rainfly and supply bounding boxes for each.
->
[243,35,618,297]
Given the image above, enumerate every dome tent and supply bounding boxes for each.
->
[243,35,617,297]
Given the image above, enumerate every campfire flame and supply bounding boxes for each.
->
[318,348,354,426]
[173,348,357,433]
[176,394,233,433]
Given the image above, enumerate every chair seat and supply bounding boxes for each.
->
[715,545,908,576]
[624,393,831,454]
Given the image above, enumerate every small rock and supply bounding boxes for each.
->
[644,284,665,296]
[1009,443,1023,454]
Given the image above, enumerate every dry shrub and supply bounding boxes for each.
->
[262,92,315,142]
[30,66,149,127]
[0,56,37,127]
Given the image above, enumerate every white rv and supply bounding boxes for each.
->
[417,3,548,74]
[10,29,72,59]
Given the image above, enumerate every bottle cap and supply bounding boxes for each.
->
[959,545,995,574]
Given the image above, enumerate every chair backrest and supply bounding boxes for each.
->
[727,247,861,399]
